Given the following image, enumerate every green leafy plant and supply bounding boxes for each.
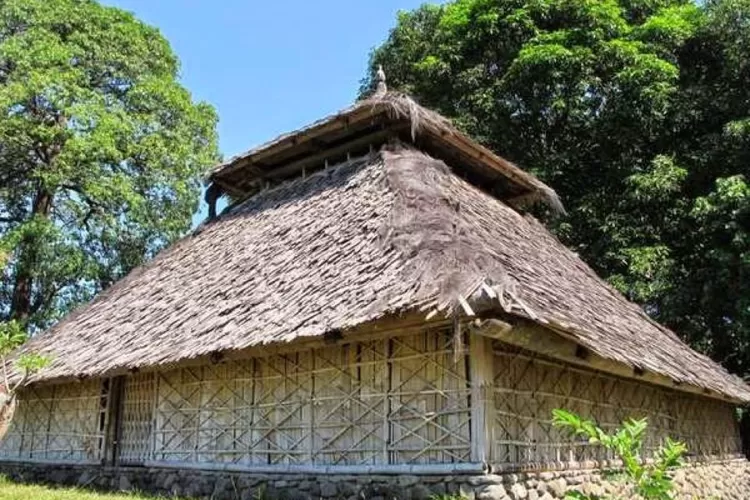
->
[0,321,49,424]
[552,409,686,500]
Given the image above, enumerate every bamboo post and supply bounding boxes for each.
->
[469,332,495,464]
[18,392,28,458]
[383,338,392,464]
[97,378,112,464]
[309,349,315,465]
[103,376,125,466]
[43,384,56,460]
[150,373,160,462]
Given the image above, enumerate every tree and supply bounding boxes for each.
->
[364,0,750,377]
[0,0,219,332]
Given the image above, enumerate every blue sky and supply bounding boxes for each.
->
[100,0,436,223]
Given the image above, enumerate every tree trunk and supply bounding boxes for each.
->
[9,188,53,323]
[0,393,16,442]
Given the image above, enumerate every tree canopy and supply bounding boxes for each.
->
[365,0,750,376]
[0,0,219,332]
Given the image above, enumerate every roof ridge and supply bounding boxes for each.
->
[382,144,515,317]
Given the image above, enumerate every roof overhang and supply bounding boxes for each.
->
[469,316,746,405]
[208,92,563,213]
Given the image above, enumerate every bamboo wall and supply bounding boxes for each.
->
[0,330,741,470]
[119,329,472,467]
[0,380,106,463]
[491,343,741,468]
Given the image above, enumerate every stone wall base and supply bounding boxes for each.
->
[0,460,748,499]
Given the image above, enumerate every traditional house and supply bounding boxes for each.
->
[1,77,749,499]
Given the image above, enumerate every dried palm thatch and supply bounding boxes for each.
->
[210,91,564,214]
[9,144,750,403]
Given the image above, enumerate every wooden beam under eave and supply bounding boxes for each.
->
[308,137,329,152]
[423,126,553,201]
[210,178,247,199]
[22,310,456,389]
[472,319,743,405]
[261,128,395,181]
[213,104,386,180]
[232,160,265,177]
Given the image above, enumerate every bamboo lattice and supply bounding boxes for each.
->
[0,332,742,470]
[120,373,157,464]
[120,329,471,466]
[0,380,106,462]
[491,343,741,467]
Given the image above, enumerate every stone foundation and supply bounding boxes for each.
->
[0,460,748,499]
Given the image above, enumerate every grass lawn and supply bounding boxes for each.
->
[0,477,174,500]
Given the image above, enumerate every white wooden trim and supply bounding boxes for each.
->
[0,457,99,466]
[142,460,487,475]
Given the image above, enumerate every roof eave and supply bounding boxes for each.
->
[207,93,562,212]
[469,314,750,405]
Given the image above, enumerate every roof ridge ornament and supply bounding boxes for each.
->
[374,65,387,97]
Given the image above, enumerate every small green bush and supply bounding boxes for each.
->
[0,320,49,395]
[552,409,687,500]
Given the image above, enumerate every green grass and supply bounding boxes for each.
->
[0,477,171,500]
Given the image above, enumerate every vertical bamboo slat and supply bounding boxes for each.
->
[469,333,494,464]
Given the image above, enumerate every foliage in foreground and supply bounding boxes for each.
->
[553,409,686,500]
[0,321,48,431]
[365,0,750,379]
[0,321,48,381]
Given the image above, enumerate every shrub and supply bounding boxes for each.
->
[552,409,686,500]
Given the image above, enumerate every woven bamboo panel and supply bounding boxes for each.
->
[153,366,201,462]
[312,344,369,465]
[0,404,23,459]
[121,329,471,467]
[257,352,313,465]
[389,333,471,464]
[0,381,105,462]
[491,343,741,467]
[309,340,394,465]
[120,373,156,464]
[671,396,741,457]
[0,387,46,460]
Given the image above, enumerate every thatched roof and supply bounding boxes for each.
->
[14,142,750,402]
[208,92,563,213]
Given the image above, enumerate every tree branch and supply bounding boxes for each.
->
[1,355,9,393]
[30,281,64,317]
[62,183,110,226]
[10,369,28,394]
